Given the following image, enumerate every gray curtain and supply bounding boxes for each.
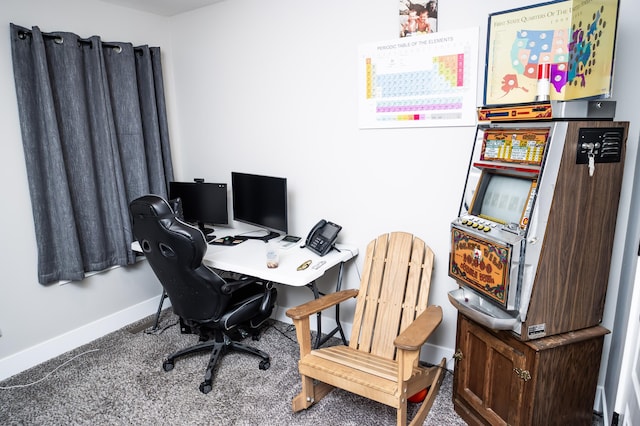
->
[10,24,174,285]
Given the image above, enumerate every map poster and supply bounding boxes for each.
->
[484,0,620,106]
[358,27,479,129]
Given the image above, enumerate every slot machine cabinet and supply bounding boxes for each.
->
[449,119,628,426]
[449,119,629,341]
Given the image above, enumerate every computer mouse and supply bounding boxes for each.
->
[223,236,234,245]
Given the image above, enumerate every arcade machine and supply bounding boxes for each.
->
[446,1,627,424]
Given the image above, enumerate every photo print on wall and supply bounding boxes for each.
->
[400,0,438,37]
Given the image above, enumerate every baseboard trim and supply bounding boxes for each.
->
[595,385,607,419]
[0,295,163,382]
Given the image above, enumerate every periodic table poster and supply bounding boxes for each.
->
[358,27,479,129]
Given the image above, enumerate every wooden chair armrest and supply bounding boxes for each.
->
[394,305,443,351]
[286,289,359,320]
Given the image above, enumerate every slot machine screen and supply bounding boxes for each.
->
[470,172,535,227]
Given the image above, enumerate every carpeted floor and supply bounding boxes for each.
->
[0,311,467,425]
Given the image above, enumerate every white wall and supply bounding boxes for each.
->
[2,1,640,419]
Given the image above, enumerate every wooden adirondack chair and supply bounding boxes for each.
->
[286,232,446,426]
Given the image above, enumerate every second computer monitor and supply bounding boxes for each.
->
[169,181,228,235]
[231,172,288,241]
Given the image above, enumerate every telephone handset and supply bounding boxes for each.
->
[305,219,342,256]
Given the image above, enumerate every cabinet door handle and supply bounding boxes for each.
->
[513,367,532,382]
[453,349,463,363]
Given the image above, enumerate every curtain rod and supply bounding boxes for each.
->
[16,29,146,54]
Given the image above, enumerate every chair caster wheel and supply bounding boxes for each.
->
[199,382,212,394]
[163,360,174,372]
[259,360,270,370]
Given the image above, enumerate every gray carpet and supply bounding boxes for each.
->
[0,311,466,425]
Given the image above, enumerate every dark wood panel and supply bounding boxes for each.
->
[455,315,527,425]
[468,331,487,401]
[525,121,628,338]
[532,336,605,425]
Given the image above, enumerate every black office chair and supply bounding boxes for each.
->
[129,194,277,394]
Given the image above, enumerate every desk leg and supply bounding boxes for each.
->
[307,262,348,348]
[331,262,348,345]
[307,280,323,349]
[152,290,168,330]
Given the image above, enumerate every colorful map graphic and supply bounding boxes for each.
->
[505,28,569,95]
[485,0,618,106]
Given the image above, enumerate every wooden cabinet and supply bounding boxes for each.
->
[453,314,608,425]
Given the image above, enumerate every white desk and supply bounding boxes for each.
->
[133,227,358,347]
[204,228,358,347]
[203,229,357,287]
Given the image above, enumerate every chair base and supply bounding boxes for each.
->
[163,332,271,394]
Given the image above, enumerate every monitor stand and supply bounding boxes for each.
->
[241,230,281,242]
[197,222,216,240]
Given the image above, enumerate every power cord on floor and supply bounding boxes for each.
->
[264,321,298,345]
[266,321,344,348]
[143,318,179,335]
[419,359,454,378]
[0,349,100,390]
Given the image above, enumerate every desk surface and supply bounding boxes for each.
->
[133,226,358,287]
[204,228,358,287]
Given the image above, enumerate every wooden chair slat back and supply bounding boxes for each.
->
[403,238,434,331]
[349,234,388,353]
[349,232,434,360]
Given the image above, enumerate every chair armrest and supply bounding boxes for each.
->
[394,305,443,351]
[286,289,358,320]
[221,276,259,294]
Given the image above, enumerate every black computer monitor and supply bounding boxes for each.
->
[231,172,288,241]
[169,181,228,236]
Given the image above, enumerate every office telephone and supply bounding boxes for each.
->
[305,219,342,256]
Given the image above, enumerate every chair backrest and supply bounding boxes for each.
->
[129,195,231,323]
[349,232,434,360]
